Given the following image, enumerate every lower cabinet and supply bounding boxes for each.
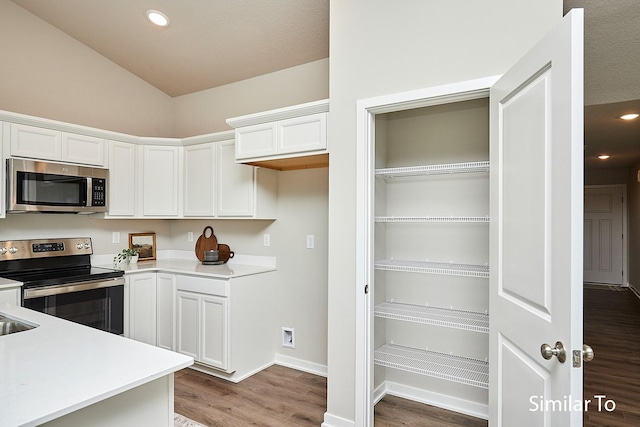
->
[127,273,157,345]
[126,270,276,382]
[127,272,174,350]
[176,291,228,371]
[0,285,21,305]
[156,273,176,351]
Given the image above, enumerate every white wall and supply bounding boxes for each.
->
[327,0,562,423]
[172,59,329,136]
[0,1,173,137]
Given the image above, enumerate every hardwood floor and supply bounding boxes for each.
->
[174,365,485,426]
[174,286,638,426]
[583,286,640,427]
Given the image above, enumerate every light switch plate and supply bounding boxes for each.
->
[112,232,120,244]
[306,234,314,249]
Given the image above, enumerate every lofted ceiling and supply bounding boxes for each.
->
[11,0,329,98]
[10,0,640,170]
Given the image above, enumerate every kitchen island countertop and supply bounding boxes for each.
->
[0,302,193,427]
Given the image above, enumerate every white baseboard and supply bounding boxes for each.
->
[189,361,274,384]
[321,412,355,427]
[382,381,489,420]
[274,353,328,377]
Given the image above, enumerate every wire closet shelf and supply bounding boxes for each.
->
[374,343,489,389]
[375,161,490,178]
[374,301,489,334]
[375,259,489,279]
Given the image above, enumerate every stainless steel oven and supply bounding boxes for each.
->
[0,238,125,335]
[6,158,108,214]
[22,277,124,335]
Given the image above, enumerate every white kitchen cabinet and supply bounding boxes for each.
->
[107,141,137,216]
[127,273,157,345]
[277,113,327,155]
[227,99,329,171]
[143,145,181,216]
[61,132,104,166]
[10,123,105,166]
[174,272,275,381]
[176,291,229,371]
[176,291,200,361]
[183,143,216,217]
[0,285,20,305]
[199,294,229,370]
[216,140,254,217]
[156,273,176,351]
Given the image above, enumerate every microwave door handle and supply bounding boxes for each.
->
[86,177,93,207]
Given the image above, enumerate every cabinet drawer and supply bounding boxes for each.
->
[176,275,229,297]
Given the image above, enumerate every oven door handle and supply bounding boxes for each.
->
[23,277,125,299]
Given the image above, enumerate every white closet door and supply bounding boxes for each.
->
[489,9,585,427]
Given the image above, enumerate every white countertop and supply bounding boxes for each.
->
[0,302,193,427]
[103,253,277,279]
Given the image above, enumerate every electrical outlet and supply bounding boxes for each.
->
[112,232,120,244]
[187,231,194,242]
[263,234,271,247]
[306,234,314,249]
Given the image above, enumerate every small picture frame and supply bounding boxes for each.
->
[129,232,156,261]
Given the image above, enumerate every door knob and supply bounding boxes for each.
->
[541,341,566,363]
[582,344,594,362]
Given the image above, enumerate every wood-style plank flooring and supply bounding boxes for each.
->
[583,286,640,427]
[174,286,639,426]
[174,365,485,426]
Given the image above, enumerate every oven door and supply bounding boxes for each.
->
[23,278,125,335]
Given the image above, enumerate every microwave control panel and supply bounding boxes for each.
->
[91,178,106,207]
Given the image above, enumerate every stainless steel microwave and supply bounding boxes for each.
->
[6,159,108,213]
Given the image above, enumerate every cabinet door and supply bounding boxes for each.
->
[235,122,276,160]
[277,112,327,155]
[184,143,216,216]
[200,294,229,370]
[128,273,157,345]
[156,273,176,351]
[108,141,136,216]
[0,287,20,305]
[143,145,180,216]
[217,140,255,217]
[176,291,200,360]
[61,133,105,166]
[10,123,61,161]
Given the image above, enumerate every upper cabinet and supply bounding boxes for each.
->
[227,99,329,171]
[10,123,105,166]
[0,111,278,220]
[182,138,277,219]
[108,141,137,216]
[143,145,181,216]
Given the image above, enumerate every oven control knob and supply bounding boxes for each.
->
[84,242,91,249]
[76,243,84,250]
[8,246,17,254]
[0,247,6,255]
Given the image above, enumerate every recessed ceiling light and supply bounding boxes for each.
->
[620,113,639,121]
[597,155,610,160]
[147,10,169,27]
